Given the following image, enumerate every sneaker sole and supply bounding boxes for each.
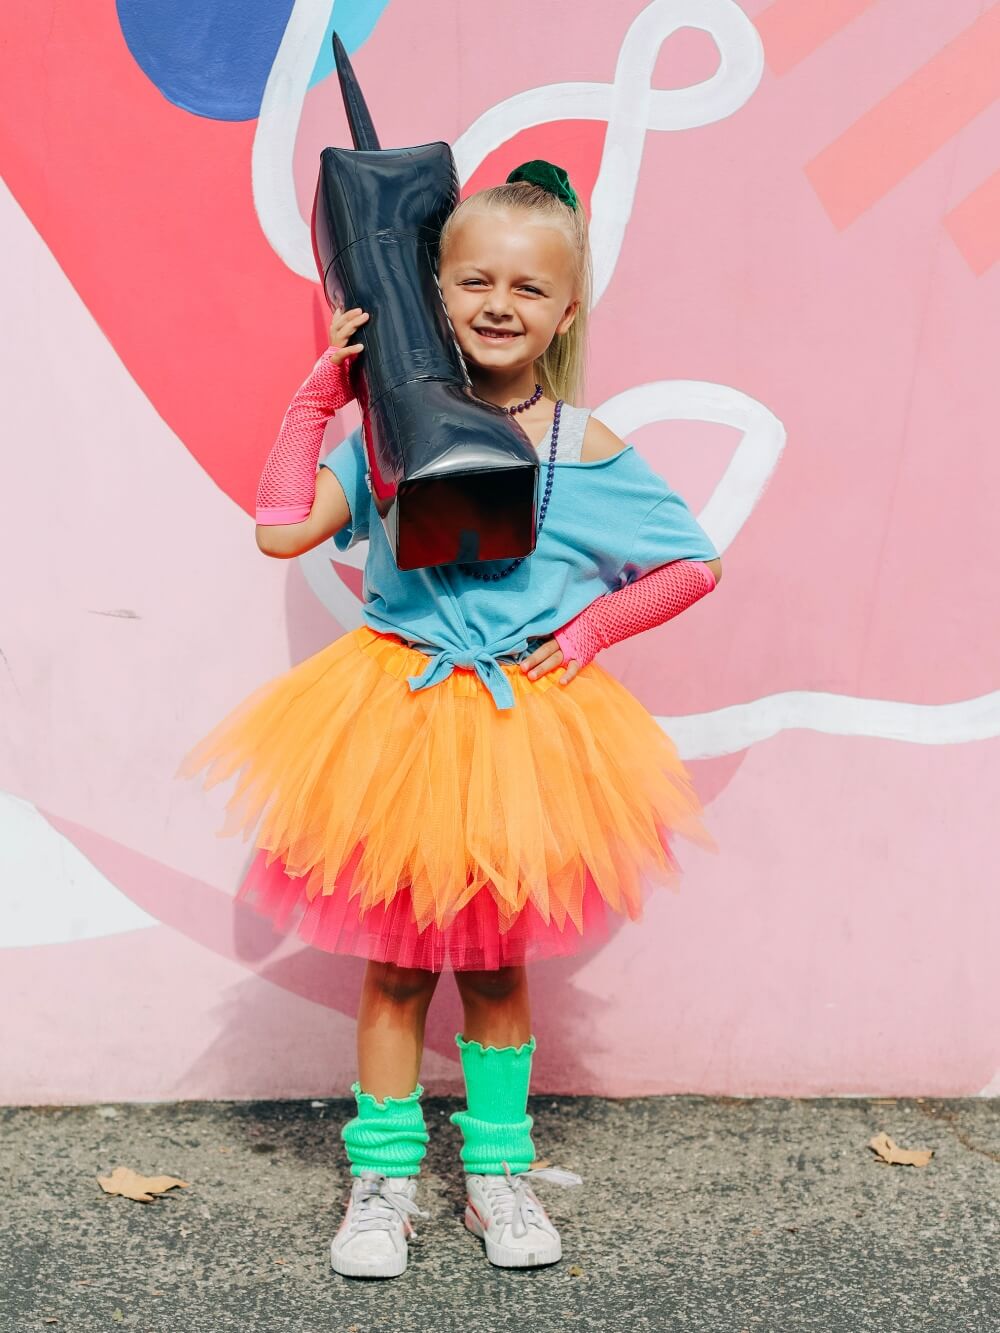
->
[464,1204,562,1268]
[330,1241,408,1279]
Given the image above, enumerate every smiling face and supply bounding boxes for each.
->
[438,207,581,381]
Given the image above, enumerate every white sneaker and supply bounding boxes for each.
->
[330,1171,428,1278]
[463,1161,583,1268]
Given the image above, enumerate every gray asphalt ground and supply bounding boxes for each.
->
[1,1096,997,1333]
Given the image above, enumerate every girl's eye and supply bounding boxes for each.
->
[521,286,542,295]
[462,279,485,286]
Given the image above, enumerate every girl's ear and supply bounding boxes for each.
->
[556,298,580,336]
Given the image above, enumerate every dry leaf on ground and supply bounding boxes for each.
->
[97,1165,191,1203]
[868,1132,933,1167]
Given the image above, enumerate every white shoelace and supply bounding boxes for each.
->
[344,1171,429,1239]
[481,1162,583,1240]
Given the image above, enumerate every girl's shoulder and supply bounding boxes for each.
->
[579,413,628,464]
[545,403,629,465]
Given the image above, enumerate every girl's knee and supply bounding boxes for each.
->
[364,959,439,1005]
[455,966,526,1003]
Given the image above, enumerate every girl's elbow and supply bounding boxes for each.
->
[706,557,722,585]
[255,524,297,559]
[255,525,278,556]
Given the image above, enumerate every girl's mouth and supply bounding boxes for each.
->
[474,327,521,341]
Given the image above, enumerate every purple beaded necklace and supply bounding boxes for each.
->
[460,387,561,582]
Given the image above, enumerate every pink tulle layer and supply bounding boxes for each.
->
[237,848,637,972]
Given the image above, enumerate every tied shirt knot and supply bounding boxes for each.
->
[407,644,516,710]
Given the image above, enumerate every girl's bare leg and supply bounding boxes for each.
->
[454,965,532,1046]
[356,960,442,1100]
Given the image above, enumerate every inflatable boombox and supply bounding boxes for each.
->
[310,35,539,572]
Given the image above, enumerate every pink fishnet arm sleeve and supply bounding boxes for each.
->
[553,560,717,668]
[255,350,354,524]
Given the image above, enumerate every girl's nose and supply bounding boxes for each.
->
[483,289,512,316]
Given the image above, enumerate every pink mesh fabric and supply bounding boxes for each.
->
[554,559,717,667]
[255,350,354,524]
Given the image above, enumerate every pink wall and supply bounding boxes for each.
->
[1,0,998,1102]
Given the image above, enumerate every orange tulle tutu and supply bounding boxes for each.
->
[180,626,717,970]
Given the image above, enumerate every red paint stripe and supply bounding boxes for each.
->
[756,0,880,76]
[944,169,1000,275]
[805,6,1000,229]
[0,2,318,516]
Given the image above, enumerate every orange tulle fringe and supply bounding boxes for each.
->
[180,626,717,968]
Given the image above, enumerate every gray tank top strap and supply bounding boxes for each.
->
[536,402,590,463]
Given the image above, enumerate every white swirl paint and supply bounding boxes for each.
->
[252,0,336,279]
[661,687,1000,760]
[253,0,764,294]
[0,792,158,947]
[453,0,764,302]
[594,380,786,554]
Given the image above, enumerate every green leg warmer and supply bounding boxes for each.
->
[341,1081,429,1178]
[449,1033,538,1176]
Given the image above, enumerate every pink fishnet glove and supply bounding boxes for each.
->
[553,560,717,668]
[255,349,354,524]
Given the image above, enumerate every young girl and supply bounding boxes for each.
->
[183,160,721,1279]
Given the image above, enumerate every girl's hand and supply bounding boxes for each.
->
[327,306,369,365]
[520,638,581,685]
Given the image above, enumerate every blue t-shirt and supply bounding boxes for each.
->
[320,426,718,710]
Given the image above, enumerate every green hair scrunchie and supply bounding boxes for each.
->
[505,159,580,212]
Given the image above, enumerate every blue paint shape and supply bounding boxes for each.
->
[117,0,389,122]
[308,1,392,89]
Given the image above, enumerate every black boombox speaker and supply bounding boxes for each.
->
[310,34,540,572]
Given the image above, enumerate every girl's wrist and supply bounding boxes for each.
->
[554,619,598,669]
[307,347,355,407]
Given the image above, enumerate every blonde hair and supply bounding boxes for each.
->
[438,180,593,405]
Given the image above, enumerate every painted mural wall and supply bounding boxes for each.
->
[1,0,998,1103]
